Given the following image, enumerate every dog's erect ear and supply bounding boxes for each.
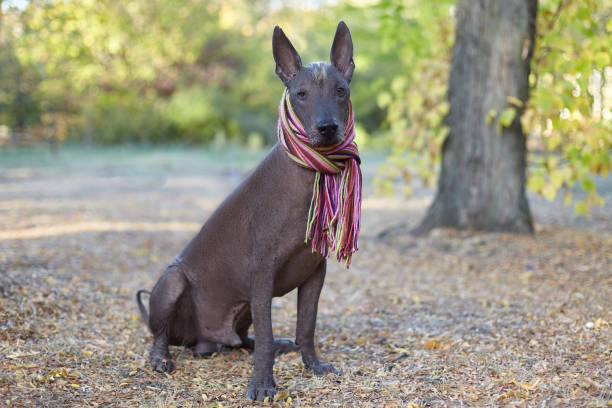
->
[330,21,355,83]
[273,26,302,85]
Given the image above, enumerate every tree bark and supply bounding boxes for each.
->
[415,0,537,234]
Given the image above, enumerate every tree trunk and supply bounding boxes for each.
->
[415,0,537,234]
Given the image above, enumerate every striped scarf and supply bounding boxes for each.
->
[278,88,362,267]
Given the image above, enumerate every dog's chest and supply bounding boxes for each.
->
[272,245,323,297]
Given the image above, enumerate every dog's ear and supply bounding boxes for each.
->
[273,26,302,85]
[330,21,355,83]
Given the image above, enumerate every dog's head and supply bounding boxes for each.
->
[273,21,354,147]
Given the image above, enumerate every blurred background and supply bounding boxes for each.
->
[0,0,610,211]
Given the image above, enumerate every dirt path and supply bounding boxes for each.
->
[0,147,610,407]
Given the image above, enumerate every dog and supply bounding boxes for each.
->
[136,21,358,401]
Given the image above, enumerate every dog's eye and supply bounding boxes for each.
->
[336,87,346,97]
[296,90,307,100]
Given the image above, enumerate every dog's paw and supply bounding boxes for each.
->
[274,338,300,356]
[246,377,276,401]
[310,361,339,376]
[151,356,174,373]
[240,336,255,353]
[192,351,214,358]
[191,341,220,358]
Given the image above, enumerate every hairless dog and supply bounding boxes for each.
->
[137,21,358,401]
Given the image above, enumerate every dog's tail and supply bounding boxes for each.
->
[136,289,151,327]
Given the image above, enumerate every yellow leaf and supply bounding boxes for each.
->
[274,390,289,402]
[377,92,391,108]
[506,95,524,107]
[522,377,541,390]
[546,155,559,169]
[48,368,68,378]
[549,170,564,188]
[547,133,562,150]
[543,184,557,201]
[527,174,546,193]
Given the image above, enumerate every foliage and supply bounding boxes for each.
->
[1,0,610,213]
[0,0,395,146]
[85,93,174,144]
[374,0,454,197]
[378,0,611,214]
[0,5,41,132]
[7,0,265,144]
[524,0,612,215]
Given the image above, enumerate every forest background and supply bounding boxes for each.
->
[1,0,610,213]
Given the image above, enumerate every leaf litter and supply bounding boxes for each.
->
[0,153,610,407]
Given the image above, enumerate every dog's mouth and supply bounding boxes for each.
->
[308,129,344,147]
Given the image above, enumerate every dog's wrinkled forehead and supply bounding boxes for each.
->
[299,61,346,88]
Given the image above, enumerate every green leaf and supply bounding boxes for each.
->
[527,173,546,193]
[499,108,516,127]
[581,151,592,167]
[581,177,595,193]
[594,52,610,69]
[574,201,588,216]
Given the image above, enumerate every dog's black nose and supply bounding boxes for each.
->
[317,122,338,138]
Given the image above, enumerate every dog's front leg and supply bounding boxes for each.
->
[246,274,276,401]
[296,260,338,375]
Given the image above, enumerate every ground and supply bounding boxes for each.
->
[0,146,610,407]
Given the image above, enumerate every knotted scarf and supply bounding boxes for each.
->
[277,88,362,267]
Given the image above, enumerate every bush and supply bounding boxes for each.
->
[164,86,240,144]
[84,93,175,144]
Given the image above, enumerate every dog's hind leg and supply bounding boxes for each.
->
[148,265,186,372]
[235,306,299,356]
[236,307,255,351]
[191,341,220,358]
